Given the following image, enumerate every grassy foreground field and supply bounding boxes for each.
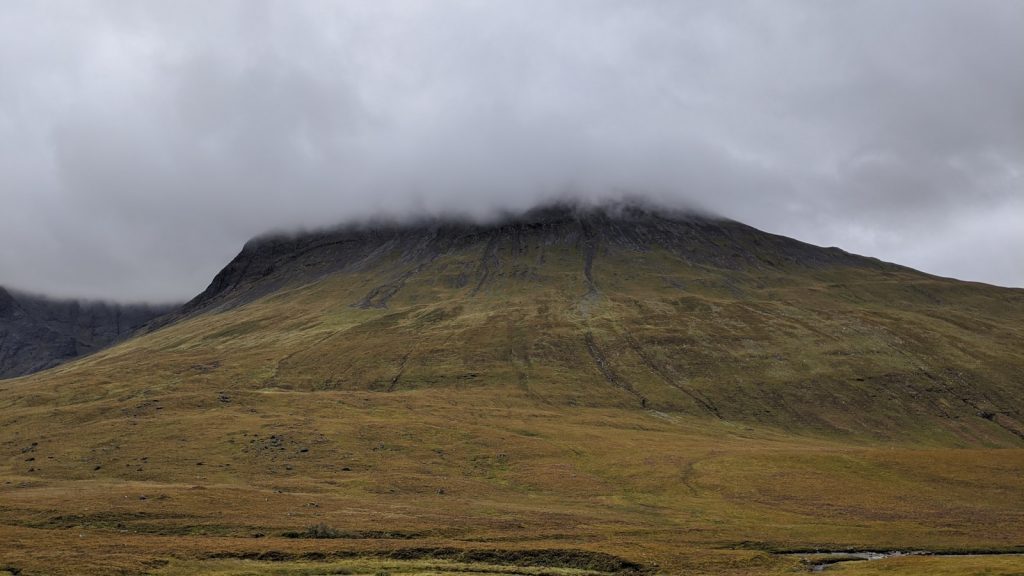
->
[1,398,1022,575]
[2,211,1023,574]
[1,403,1021,575]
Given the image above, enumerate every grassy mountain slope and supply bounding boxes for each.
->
[1,204,1022,575]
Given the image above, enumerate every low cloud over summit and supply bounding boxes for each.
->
[1,1,1021,300]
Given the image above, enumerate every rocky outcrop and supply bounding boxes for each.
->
[0,287,172,379]
[175,200,899,318]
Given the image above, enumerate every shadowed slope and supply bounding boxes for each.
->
[0,287,173,379]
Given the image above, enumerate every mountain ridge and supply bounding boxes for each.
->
[2,200,904,380]
[0,286,172,379]
[178,201,901,318]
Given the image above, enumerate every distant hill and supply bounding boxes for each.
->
[0,287,172,378]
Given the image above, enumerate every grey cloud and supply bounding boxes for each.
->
[0,0,1021,301]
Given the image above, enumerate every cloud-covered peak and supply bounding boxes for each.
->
[1,1,1021,300]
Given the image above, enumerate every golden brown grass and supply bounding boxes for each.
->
[1,242,1023,574]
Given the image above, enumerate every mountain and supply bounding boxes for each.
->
[0,287,172,379]
[1,201,1022,576]
[147,201,1023,440]
[179,202,893,316]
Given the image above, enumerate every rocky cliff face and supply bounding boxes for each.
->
[0,287,172,379]
[177,201,897,317]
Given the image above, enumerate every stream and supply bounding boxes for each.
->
[786,550,1024,572]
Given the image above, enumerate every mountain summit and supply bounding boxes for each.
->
[181,201,892,316]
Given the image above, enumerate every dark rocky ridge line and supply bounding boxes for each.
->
[173,201,900,320]
[0,287,173,379]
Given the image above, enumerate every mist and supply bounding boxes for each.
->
[1,1,1021,301]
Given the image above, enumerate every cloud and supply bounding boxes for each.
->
[0,0,1021,300]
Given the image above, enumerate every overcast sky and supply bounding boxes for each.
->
[1,1,1021,301]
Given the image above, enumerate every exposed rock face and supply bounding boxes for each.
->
[177,201,898,317]
[0,287,172,379]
